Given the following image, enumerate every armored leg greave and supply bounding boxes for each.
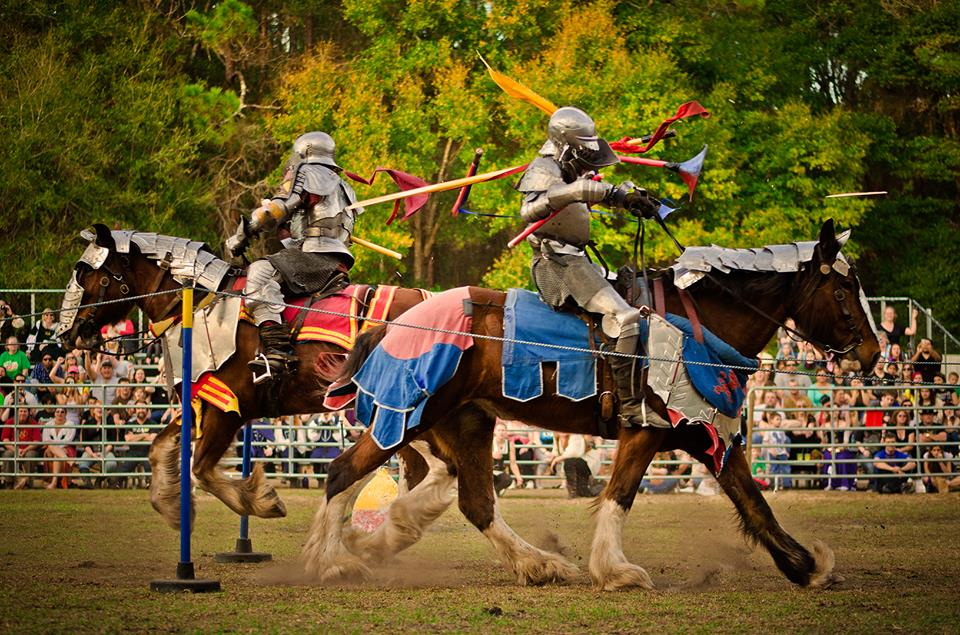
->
[608,321,646,425]
[244,260,285,326]
[244,260,298,384]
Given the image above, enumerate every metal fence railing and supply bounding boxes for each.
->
[746,384,960,493]
[4,379,958,493]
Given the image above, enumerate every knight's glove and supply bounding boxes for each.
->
[603,181,637,210]
[625,188,659,218]
[225,218,250,258]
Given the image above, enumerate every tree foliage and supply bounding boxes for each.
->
[0,0,956,331]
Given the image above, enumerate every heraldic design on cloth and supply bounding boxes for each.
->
[350,287,474,450]
[503,289,600,402]
[238,281,399,350]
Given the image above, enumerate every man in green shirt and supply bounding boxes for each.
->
[1,336,31,383]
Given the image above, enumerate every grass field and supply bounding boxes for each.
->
[1,487,958,634]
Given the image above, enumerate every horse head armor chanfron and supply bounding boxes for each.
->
[58,224,232,349]
[669,219,880,372]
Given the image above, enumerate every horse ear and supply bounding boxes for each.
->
[91,223,115,250]
[816,218,841,263]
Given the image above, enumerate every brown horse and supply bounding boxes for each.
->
[58,224,441,530]
[303,220,880,589]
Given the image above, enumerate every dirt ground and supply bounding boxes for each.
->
[0,487,957,634]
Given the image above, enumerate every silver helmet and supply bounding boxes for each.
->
[543,107,618,171]
[291,131,340,170]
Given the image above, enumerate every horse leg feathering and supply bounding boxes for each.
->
[588,426,667,591]
[714,445,842,587]
[301,434,396,582]
[435,406,578,585]
[344,438,457,565]
[191,409,286,519]
[149,422,191,530]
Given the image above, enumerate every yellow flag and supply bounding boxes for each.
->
[479,53,556,116]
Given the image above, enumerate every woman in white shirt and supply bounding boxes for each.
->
[42,407,77,489]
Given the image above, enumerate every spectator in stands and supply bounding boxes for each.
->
[774,359,801,388]
[76,397,117,486]
[246,420,276,473]
[751,444,770,490]
[776,318,799,358]
[762,411,791,489]
[116,402,157,486]
[922,445,959,493]
[548,433,603,498]
[912,338,942,384]
[1,336,31,387]
[807,368,833,407]
[85,355,121,407]
[492,420,525,496]
[798,341,825,373]
[753,387,781,425]
[42,407,76,489]
[0,300,26,347]
[888,409,916,456]
[303,412,344,485]
[879,306,917,349]
[26,308,62,364]
[917,408,946,447]
[55,379,85,426]
[874,433,917,494]
[30,352,57,405]
[102,317,136,356]
[943,402,960,456]
[640,450,691,494]
[1,375,38,421]
[888,342,904,363]
[1,406,41,489]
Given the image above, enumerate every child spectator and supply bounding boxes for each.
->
[116,402,157,485]
[762,412,792,489]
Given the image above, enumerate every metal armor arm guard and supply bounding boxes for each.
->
[520,179,640,223]
[248,194,300,234]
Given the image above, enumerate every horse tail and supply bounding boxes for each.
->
[337,325,388,382]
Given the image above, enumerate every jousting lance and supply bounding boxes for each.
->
[350,235,403,260]
[345,164,526,212]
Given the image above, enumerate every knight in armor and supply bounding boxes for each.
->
[516,107,659,425]
[226,131,363,383]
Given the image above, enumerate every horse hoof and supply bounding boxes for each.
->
[807,540,839,588]
[591,562,655,591]
[515,553,579,586]
[318,555,371,584]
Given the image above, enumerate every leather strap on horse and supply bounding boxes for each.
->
[678,287,704,344]
[653,277,666,317]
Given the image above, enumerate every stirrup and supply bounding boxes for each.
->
[250,352,274,385]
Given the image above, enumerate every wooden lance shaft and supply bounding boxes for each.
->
[351,235,402,260]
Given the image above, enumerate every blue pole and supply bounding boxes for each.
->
[239,422,253,541]
[179,285,195,575]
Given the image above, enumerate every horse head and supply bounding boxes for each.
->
[57,224,141,350]
[788,219,881,373]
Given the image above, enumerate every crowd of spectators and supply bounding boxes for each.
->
[0,299,174,489]
[3,296,957,495]
[749,306,959,494]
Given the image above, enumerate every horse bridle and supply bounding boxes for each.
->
[699,263,866,359]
